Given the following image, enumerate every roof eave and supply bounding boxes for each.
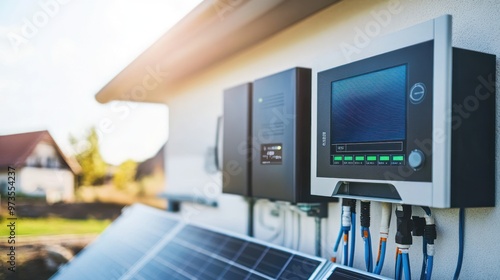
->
[95,0,340,104]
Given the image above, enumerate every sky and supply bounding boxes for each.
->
[0,0,202,165]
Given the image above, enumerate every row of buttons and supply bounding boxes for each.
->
[332,155,405,166]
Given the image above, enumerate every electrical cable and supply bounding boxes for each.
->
[315,216,322,257]
[426,255,433,280]
[360,201,372,272]
[373,238,386,274]
[332,223,343,262]
[343,232,349,266]
[395,205,412,280]
[362,227,373,272]
[349,212,356,267]
[367,229,373,272]
[395,248,402,280]
[420,239,427,280]
[374,203,391,275]
[332,207,344,263]
[402,250,411,280]
[421,206,431,216]
[265,203,282,243]
[289,207,294,248]
[295,210,301,251]
[281,204,287,246]
[348,200,356,267]
[420,206,436,280]
[453,208,465,280]
[258,200,277,231]
[340,199,353,266]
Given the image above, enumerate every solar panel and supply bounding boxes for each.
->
[51,204,327,280]
[51,204,180,280]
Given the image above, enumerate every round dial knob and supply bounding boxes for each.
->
[408,149,425,170]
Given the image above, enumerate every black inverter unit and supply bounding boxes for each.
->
[251,67,331,203]
[222,83,252,196]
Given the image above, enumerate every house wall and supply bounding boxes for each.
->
[162,0,500,278]
[26,141,63,168]
[0,141,75,202]
[18,167,74,202]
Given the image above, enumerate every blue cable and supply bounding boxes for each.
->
[373,240,386,274]
[343,231,349,266]
[367,229,373,272]
[395,251,402,280]
[453,208,465,280]
[402,252,411,280]
[420,239,427,280]
[361,227,373,272]
[349,213,356,267]
[333,207,344,262]
[333,226,343,259]
[426,255,433,280]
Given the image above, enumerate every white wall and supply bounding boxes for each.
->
[19,167,74,202]
[162,0,500,278]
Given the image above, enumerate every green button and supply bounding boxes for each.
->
[392,155,404,161]
[367,156,377,161]
[344,156,353,161]
[334,156,343,161]
[355,156,365,161]
[379,156,390,161]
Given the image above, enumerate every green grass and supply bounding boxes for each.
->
[1,217,111,236]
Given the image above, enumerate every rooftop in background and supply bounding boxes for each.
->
[0,130,81,174]
[95,0,339,104]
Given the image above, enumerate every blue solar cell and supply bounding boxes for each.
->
[235,242,267,268]
[217,236,246,261]
[278,255,322,279]
[222,266,249,279]
[255,248,291,278]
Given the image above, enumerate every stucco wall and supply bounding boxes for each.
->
[162,0,500,278]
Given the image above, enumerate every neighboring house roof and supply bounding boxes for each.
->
[0,130,81,174]
[95,0,339,104]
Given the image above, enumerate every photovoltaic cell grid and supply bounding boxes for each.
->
[134,225,322,280]
[51,204,325,280]
[51,205,179,280]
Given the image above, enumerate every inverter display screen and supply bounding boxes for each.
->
[331,65,407,144]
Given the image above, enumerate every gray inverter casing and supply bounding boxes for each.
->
[252,67,324,203]
[312,15,495,208]
[222,83,252,196]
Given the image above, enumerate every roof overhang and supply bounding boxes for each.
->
[95,0,340,104]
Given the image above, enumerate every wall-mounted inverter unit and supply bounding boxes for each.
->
[312,15,496,208]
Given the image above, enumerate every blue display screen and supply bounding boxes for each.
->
[331,65,407,144]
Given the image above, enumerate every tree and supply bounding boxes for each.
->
[70,127,107,186]
[113,159,138,190]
